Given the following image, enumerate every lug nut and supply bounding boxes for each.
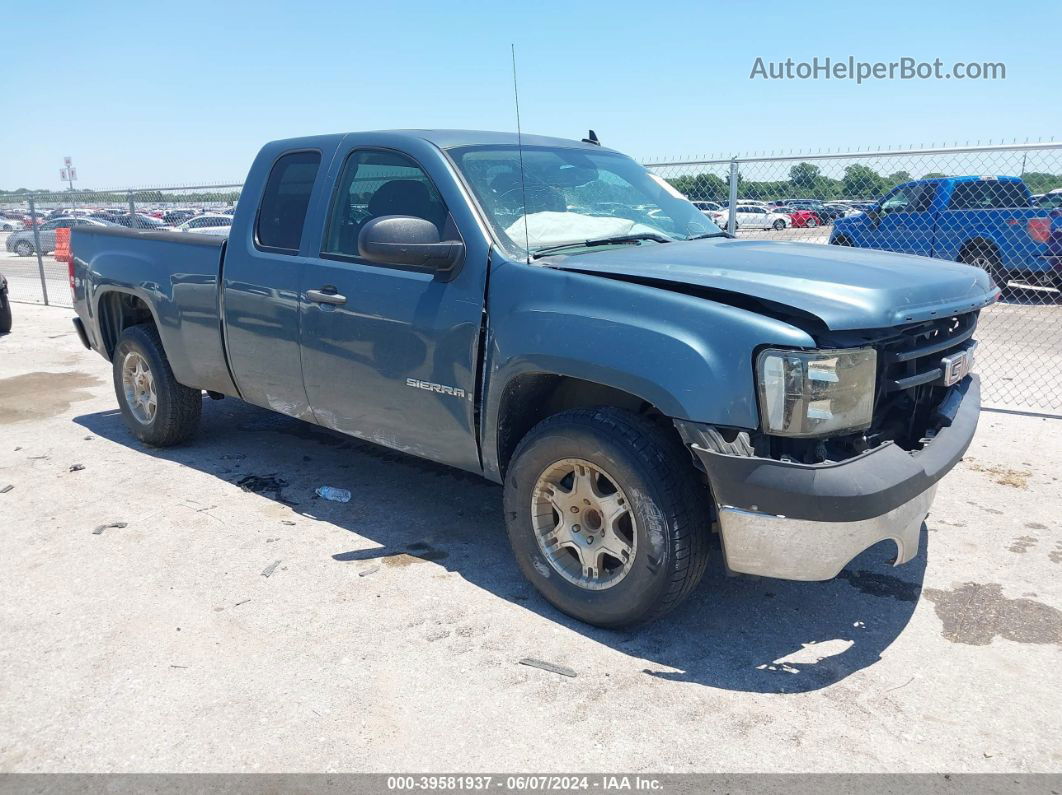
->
[572,524,581,533]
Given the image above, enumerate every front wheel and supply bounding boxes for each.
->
[805,217,819,228]
[112,324,202,446]
[14,241,33,257]
[503,408,710,628]
[772,218,786,231]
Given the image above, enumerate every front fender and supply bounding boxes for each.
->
[482,258,814,477]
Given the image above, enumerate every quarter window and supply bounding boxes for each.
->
[256,150,321,253]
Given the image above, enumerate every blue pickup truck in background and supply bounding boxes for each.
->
[70,130,996,627]
[830,175,1062,290]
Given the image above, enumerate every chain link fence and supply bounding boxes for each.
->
[2,143,1059,412]
[0,184,240,308]
[648,142,1062,413]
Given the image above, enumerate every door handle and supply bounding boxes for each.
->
[307,286,347,306]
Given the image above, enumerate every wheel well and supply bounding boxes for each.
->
[495,373,674,477]
[958,237,999,262]
[97,292,156,359]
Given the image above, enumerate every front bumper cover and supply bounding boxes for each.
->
[679,375,980,580]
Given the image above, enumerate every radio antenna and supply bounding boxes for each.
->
[511,43,531,263]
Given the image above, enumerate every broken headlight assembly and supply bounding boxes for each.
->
[756,347,877,438]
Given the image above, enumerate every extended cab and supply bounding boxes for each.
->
[830,175,1062,289]
[71,131,996,627]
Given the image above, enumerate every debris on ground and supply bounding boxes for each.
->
[0,484,13,494]
[234,599,251,607]
[281,520,295,526]
[236,474,289,501]
[69,464,85,472]
[315,486,351,503]
[359,566,380,577]
[92,521,128,535]
[518,658,577,678]
[261,560,281,578]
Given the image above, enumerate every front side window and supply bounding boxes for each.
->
[880,184,930,213]
[449,144,719,258]
[256,150,321,253]
[322,149,451,259]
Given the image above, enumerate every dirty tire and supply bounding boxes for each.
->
[112,324,201,446]
[503,407,710,628]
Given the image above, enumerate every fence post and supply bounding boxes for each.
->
[127,190,136,220]
[28,196,49,306]
[727,158,739,236]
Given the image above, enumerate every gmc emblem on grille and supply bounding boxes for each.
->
[941,344,976,387]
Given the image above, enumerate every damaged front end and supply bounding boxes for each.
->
[675,310,983,581]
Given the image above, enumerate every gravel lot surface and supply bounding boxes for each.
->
[1,304,1060,774]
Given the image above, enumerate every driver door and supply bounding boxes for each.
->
[298,147,487,472]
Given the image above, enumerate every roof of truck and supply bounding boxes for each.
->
[273,129,618,153]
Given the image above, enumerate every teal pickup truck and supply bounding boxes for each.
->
[830,175,1062,289]
[70,130,996,627]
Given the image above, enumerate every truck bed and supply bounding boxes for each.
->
[71,225,236,395]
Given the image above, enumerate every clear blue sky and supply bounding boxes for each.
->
[1,0,1054,190]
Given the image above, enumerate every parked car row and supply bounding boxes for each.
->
[3,209,234,256]
[692,198,874,231]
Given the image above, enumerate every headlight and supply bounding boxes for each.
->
[756,347,876,437]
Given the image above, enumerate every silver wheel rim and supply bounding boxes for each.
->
[807,218,818,227]
[121,351,157,425]
[531,458,637,591]
[970,255,994,273]
[16,242,31,256]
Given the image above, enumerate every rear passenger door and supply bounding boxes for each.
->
[221,149,324,419]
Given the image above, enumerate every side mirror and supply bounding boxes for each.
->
[358,215,463,271]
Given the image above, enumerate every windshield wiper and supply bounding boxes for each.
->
[686,231,734,240]
[531,233,672,259]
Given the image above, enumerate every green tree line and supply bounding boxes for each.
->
[666,163,1062,202]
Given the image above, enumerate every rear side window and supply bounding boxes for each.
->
[949,180,1031,210]
[256,150,321,253]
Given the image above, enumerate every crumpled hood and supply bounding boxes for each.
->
[551,238,998,330]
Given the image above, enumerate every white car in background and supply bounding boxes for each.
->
[172,213,232,236]
[711,204,792,231]
[691,200,723,214]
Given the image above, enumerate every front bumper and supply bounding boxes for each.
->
[682,375,980,581]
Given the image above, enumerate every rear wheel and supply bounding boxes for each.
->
[112,324,201,446]
[14,240,33,257]
[805,216,819,228]
[959,244,1007,295]
[772,218,786,231]
[503,407,710,628]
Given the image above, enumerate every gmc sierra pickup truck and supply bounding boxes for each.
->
[830,175,1062,289]
[71,130,995,627]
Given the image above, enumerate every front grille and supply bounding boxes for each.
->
[878,312,979,394]
[861,311,979,451]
